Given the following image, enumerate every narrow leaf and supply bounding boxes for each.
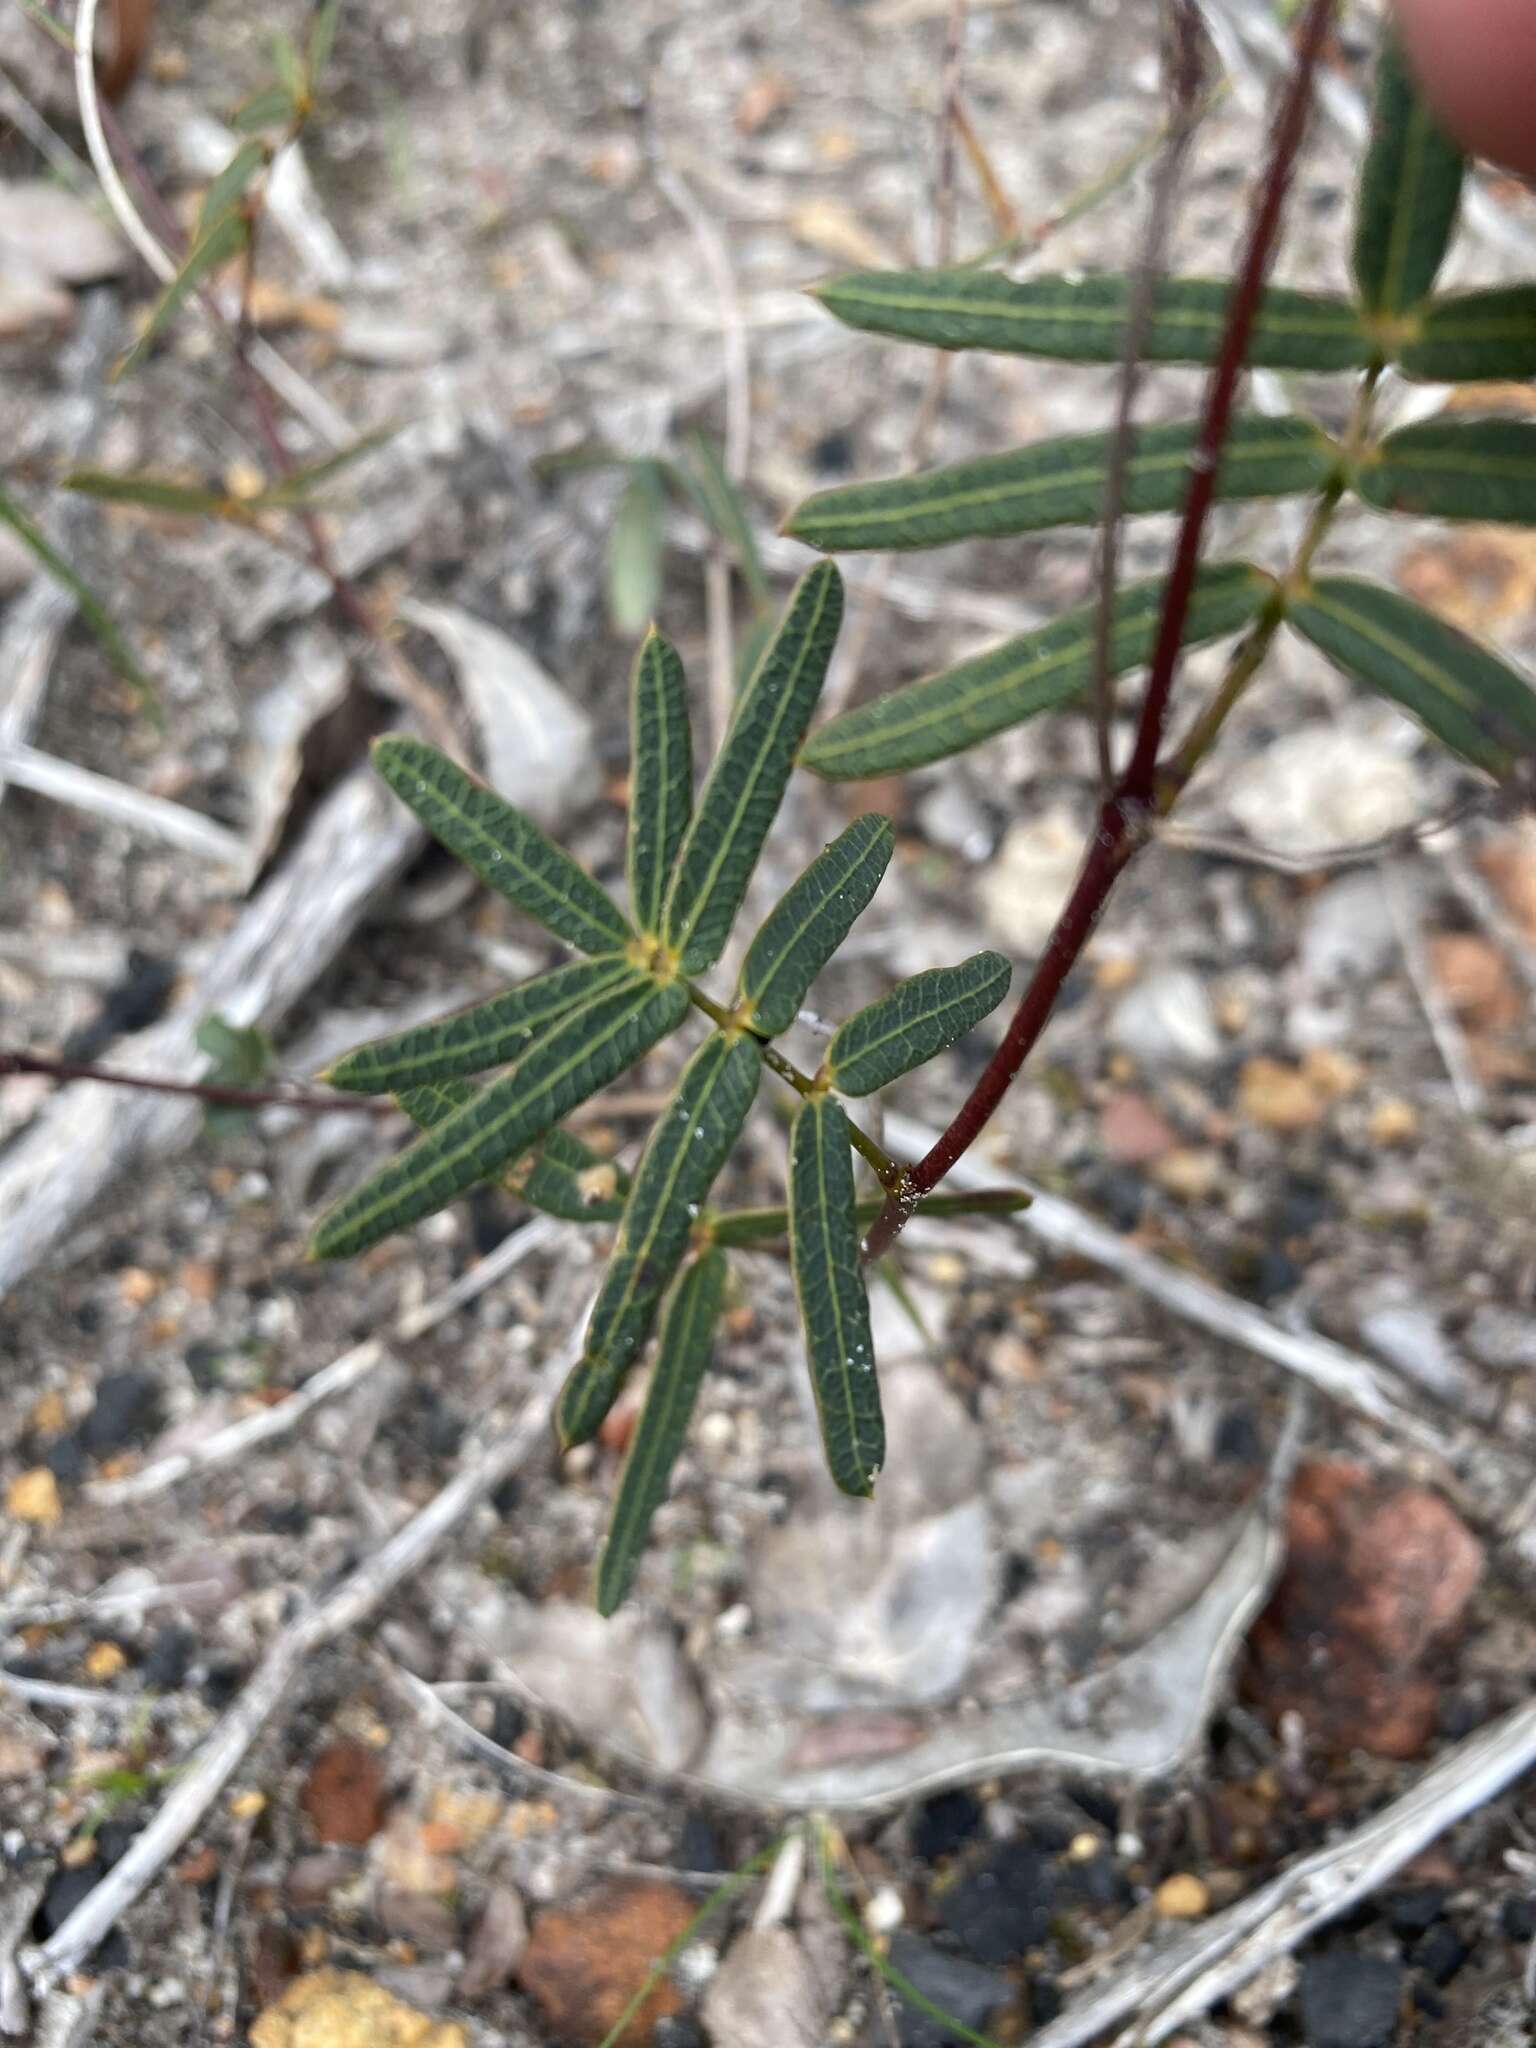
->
[802,562,1268,779]
[233,84,299,132]
[308,0,343,84]
[270,30,305,101]
[64,469,244,519]
[812,268,1373,373]
[374,735,633,956]
[556,1031,762,1447]
[663,562,843,973]
[1398,287,1536,383]
[626,630,693,937]
[789,1096,883,1498]
[0,487,152,696]
[116,211,248,378]
[1356,419,1536,526]
[594,1248,727,1616]
[397,1079,629,1223]
[680,431,769,605]
[607,461,666,638]
[1288,576,1536,780]
[196,138,266,240]
[708,1185,1032,1249]
[310,972,686,1259]
[787,416,1338,553]
[1353,30,1465,319]
[826,950,1011,1097]
[738,814,893,1034]
[262,425,402,505]
[325,954,635,1094]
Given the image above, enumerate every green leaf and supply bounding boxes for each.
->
[811,268,1373,372]
[663,562,843,973]
[826,950,1011,1097]
[308,0,343,84]
[116,211,248,378]
[1288,576,1536,780]
[787,416,1338,553]
[325,954,636,1093]
[396,1079,630,1223]
[734,610,774,696]
[196,138,266,241]
[626,630,693,938]
[262,425,403,505]
[593,1248,727,1616]
[0,486,152,697]
[707,1185,1032,1249]
[233,83,299,132]
[556,1031,762,1447]
[1353,30,1465,320]
[63,469,243,520]
[738,814,893,1034]
[270,29,305,101]
[1398,287,1536,382]
[1356,419,1536,526]
[789,1096,883,1498]
[802,562,1268,779]
[679,431,769,605]
[196,1013,273,1137]
[310,972,686,1259]
[373,736,633,956]
[607,461,666,639]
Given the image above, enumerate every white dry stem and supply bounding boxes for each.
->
[89,1214,567,1504]
[0,741,247,866]
[72,0,349,447]
[1383,855,1487,1120]
[22,1322,583,1992]
[1031,1693,1536,2047]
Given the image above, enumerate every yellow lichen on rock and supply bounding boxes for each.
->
[249,1969,466,2048]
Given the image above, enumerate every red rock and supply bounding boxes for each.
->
[300,1740,387,1847]
[1244,1461,1485,1760]
[1099,1091,1178,1166]
[517,1881,696,2045]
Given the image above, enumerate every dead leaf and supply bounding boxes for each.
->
[789,197,896,271]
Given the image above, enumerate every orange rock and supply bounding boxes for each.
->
[301,1741,386,1848]
[1427,932,1521,1032]
[1367,1098,1419,1147]
[517,1881,697,2045]
[1238,1059,1322,1133]
[6,1468,61,1524]
[1245,1460,1484,1760]
[1479,825,1536,944]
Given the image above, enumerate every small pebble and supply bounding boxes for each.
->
[1154,1874,1210,1920]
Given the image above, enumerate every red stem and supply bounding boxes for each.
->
[0,1051,396,1115]
[862,0,1337,1263]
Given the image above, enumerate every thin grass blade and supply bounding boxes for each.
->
[115,211,248,379]
[0,487,152,697]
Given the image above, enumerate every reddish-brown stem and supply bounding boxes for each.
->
[0,1050,396,1115]
[862,0,1338,1263]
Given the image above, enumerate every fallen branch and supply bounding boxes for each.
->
[22,1319,584,1991]
[1030,1692,1536,2047]
[0,758,422,1300]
